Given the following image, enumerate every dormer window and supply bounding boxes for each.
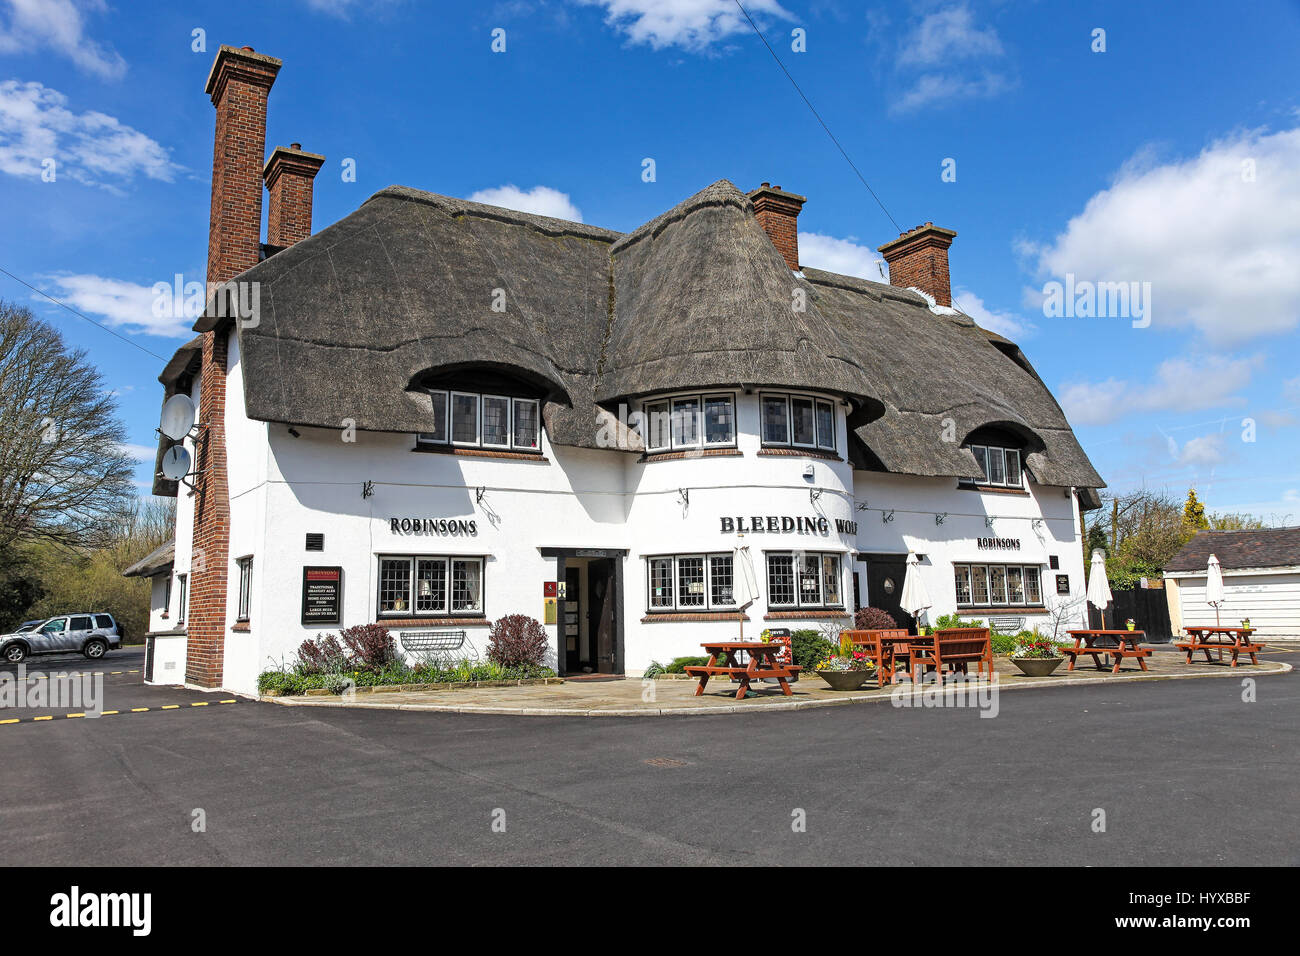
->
[761,392,836,452]
[419,389,541,452]
[966,443,1022,488]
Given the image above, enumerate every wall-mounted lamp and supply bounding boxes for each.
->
[935,512,947,525]
[882,509,895,523]
[985,516,995,528]
[361,480,374,499]
[287,426,300,438]
[809,488,823,504]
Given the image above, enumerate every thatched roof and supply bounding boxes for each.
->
[166,178,1101,493]
[122,538,174,578]
[1166,527,1300,573]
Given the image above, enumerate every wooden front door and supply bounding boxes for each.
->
[588,559,616,674]
[866,558,915,632]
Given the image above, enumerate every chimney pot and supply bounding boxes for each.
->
[877,223,958,308]
[748,182,807,272]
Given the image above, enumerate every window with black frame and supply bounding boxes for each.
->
[418,388,541,453]
[760,392,837,452]
[765,551,843,609]
[639,393,736,453]
[378,555,484,616]
[646,554,737,611]
[961,428,1026,488]
[953,563,1044,608]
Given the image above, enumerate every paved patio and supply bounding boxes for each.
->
[265,647,1292,716]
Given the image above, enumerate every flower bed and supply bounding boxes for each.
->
[259,618,556,697]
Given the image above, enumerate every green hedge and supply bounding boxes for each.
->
[258,660,556,696]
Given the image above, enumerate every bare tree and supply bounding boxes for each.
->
[0,301,136,552]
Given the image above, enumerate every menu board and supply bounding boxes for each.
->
[301,566,343,625]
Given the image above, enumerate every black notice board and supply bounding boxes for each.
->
[302,566,343,625]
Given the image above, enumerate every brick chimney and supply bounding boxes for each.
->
[877,222,958,307]
[264,143,324,247]
[189,45,280,689]
[748,183,806,271]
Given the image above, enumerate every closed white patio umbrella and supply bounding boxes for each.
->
[1086,549,1113,629]
[732,543,760,640]
[1205,553,1225,627]
[901,552,933,632]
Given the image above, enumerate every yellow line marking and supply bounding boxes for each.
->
[131,707,149,712]
[66,713,84,719]
[102,710,119,715]
[34,716,52,721]
[219,699,236,704]
[111,671,123,675]
[0,719,19,725]
[161,705,180,710]
[190,701,208,707]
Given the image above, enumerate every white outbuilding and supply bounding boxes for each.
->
[1164,528,1300,640]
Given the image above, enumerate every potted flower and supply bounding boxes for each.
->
[1125,618,1136,631]
[1240,618,1252,631]
[814,633,875,691]
[1010,634,1064,677]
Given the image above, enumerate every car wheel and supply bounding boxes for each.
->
[4,643,27,663]
[83,639,107,660]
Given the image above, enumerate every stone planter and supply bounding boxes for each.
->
[816,669,873,691]
[1011,657,1064,677]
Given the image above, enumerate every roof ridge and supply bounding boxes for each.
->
[363,184,622,241]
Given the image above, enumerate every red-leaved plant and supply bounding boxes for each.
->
[338,623,399,671]
[297,633,347,674]
[486,615,550,668]
[854,606,900,631]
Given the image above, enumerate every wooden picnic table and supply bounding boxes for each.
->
[685,641,800,700]
[1175,626,1263,667]
[1063,629,1151,674]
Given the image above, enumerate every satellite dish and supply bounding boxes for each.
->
[161,445,192,482]
[160,394,196,441]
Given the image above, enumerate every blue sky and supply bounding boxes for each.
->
[2,0,1298,520]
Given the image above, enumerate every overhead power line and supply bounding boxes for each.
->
[732,0,904,234]
[0,265,168,361]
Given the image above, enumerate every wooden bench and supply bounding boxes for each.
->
[910,627,993,683]
[1174,627,1263,667]
[1062,630,1151,674]
[687,641,801,699]
[843,628,909,686]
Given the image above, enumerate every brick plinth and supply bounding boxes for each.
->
[877,222,958,308]
[748,183,806,271]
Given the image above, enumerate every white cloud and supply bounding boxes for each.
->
[117,443,156,464]
[1284,376,1300,404]
[39,273,195,339]
[0,80,181,189]
[898,4,1002,66]
[1168,433,1227,468]
[467,183,583,222]
[574,0,793,52]
[1024,126,1300,345]
[0,0,125,79]
[797,232,885,280]
[1060,355,1259,427]
[952,289,1034,340]
[891,5,1013,113]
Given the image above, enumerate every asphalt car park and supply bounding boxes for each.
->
[1,644,1296,866]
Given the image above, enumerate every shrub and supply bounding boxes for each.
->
[665,655,710,673]
[643,660,666,678]
[486,614,551,668]
[791,629,836,669]
[854,606,899,630]
[258,670,306,696]
[991,632,1018,655]
[932,612,978,631]
[338,623,399,672]
[296,633,348,675]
